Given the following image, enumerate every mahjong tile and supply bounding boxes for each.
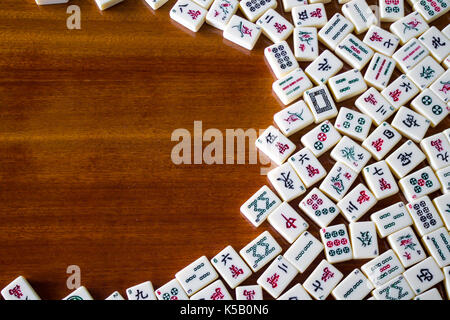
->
[223,15,262,50]
[331,269,374,300]
[255,126,296,165]
[235,285,263,300]
[399,167,440,202]
[310,0,331,2]
[392,38,430,73]
[305,50,343,85]
[105,291,124,300]
[1,276,40,300]
[436,167,450,194]
[303,86,338,123]
[277,283,312,300]
[239,0,277,22]
[301,121,341,157]
[355,88,396,125]
[303,259,343,300]
[445,55,450,69]
[170,0,207,32]
[429,68,450,102]
[341,0,377,34]
[392,107,430,143]
[421,132,450,170]
[379,0,405,22]
[206,0,239,30]
[240,185,281,227]
[337,183,377,223]
[414,288,443,300]
[281,0,308,12]
[362,160,399,200]
[211,246,252,289]
[268,162,306,202]
[63,286,94,300]
[407,56,445,90]
[371,202,413,238]
[288,148,327,188]
[257,9,294,43]
[414,0,450,22]
[264,41,299,79]
[443,25,450,39]
[363,25,400,57]
[406,195,444,236]
[349,221,379,259]
[403,257,444,295]
[190,280,233,300]
[319,162,358,202]
[155,279,189,300]
[434,194,450,231]
[175,256,219,296]
[445,128,450,143]
[292,4,328,28]
[330,136,371,173]
[411,89,449,127]
[146,0,169,10]
[299,187,340,228]
[386,140,426,179]
[94,0,123,10]
[362,122,402,161]
[36,0,69,4]
[240,231,282,272]
[274,101,314,137]
[192,0,214,8]
[444,266,450,299]
[328,69,368,102]
[364,53,396,90]
[268,202,309,243]
[293,27,319,61]
[372,275,414,300]
[389,11,429,45]
[318,13,354,50]
[320,223,353,263]
[272,68,313,105]
[257,255,298,298]
[284,231,324,273]
[361,249,405,286]
[335,34,374,70]
[387,226,426,268]
[423,227,450,268]
[334,108,372,142]
[381,75,420,110]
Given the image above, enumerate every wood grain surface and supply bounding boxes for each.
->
[0,0,448,300]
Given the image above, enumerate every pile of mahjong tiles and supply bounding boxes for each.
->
[10,0,448,301]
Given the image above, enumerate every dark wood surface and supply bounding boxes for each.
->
[0,0,448,300]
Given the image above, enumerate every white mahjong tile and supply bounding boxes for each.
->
[281,0,307,12]
[393,38,430,74]
[126,281,157,300]
[330,136,372,173]
[303,260,343,300]
[299,187,340,227]
[335,34,374,70]
[305,50,343,85]
[399,167,440,202]
[192,0,214,8]
[407,56,445,90]
[411,89,449,127]
[257,9,294,43]
[361,249,405,286]
[274,100,314,136]
[414,0,450,22]
[239,0,277,22]
[170,0,207,32]
[264,41,299,79]
[362,122,402,161]
[371,202,413,238]
[223,15,262,50]
[414,288,443,300]
[257,255,298,298]
[240,231,282,272]
[328,69,368,102]
[434,193,450,229]
[386,140,426,179]
[240,185,281,227]
[337,183,377,223]
[235,285,263,300]
[332,269,374,300]
[362,160,399,200]
[443,25,450,39]
[444,266,450,299]
[146,0,169,10]
[364,53,396,90]
[255,126,296,165]
[268,162,306,202]
[288,148,327,187]
[445,55,450,69]
[381,75,420,109]
[63,286,93,300]
[310,0,331,2]
[155,279,189,300]
[301,121,341,157]
[94,0,124,10]
[35,0,69,4]
[175,256,219,296]
[406,195,444,236]
[437,167,450,194]
[334,108,372,142]
[320,223,353,263]
[392,107,430,143]
[303,86,338,123]
[277,283,312,300]
[206,0,239,30]
[429,68,450,102]
[105,291,124,300]
[211,246,252,289]
[421,133,450,170]
[272,68,313,105]
[355,88,396,125]
[291,4,328,28]
[379,0,405,22]
[1,276,40,300]
[349,221,379,259]
[318,13,354,50]
[341,0,377,34]
[268,202,309,243]
[403,257,444,295]
[319,162,358,202]
[423,227,450,267]
[293,27,319,61]
[445,128,450,143]
[372,275,414,300]
[284,230,324,272]
[363,25,400,57]
[190,280,233,300]
[387,226,426,268]
[389,11,429,45]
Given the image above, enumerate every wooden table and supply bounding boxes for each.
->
[0,0,448,299]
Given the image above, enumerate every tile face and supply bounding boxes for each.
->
[272,68,313,105]
[335,34,374,70]
[338,184,377,223]
[379,0,405,22]
[264,41,299,79]
[319,162,358,202]
[371,202,413,238]
[303,260,343,300]
[407,56,445,90]
[240,231,282,272]
[284,231,324,273]
[391,107,430,143]
[386,140,426,179]
[361,249,405,287]
[305,50,343,85]
[292,4,327,28]
[349,221,379,259]
[420,132,450,170]
[399,167,440,202]
[303,86,338,123]
[155,279,189,300]
[411,89,449,127]
[235,285,263,300]
[223,15,262,50]
[362,122,401,161]
[274,100,314,136]
[403,257,444,294]
[389,11,429,44]
[1,276,40,300]
[355,87,396,125]
[393,38,430,73]
[105,291,124,300]
[255,126,296,165]
[387,226,426,268]
[257,255,298,298]
[268,163,306,202]
[146,0,169,10]
[414,288,443,300]
[300,121,341,157]
[436,167,450,194]
[277,283,312,300]
[406,195,444,236]
[381,74,420,110]
[239,0,277,22]
[362,160,399,200]
[433,193,450,229]
[342,0,377,34]
[63,286,94,300]
[332,269,374,300]
[126,281,157,300]
[414,0,450,22]
[211,246,252,289]
[175,256,219,296]
[328,69,367,102]
[363,25,400,57]
[190,280,233,300]
[268,202,309,244]
[443,25,450,39]
[240,185,281,227]
[318,13,354,50]
[299,188,340,228]
[320,223,353,263]
[429,68,450,103]
[288,148,327,188]
[293,27,319,61]
[282,0,308,12]
[330,136,371,173]
[206,0,239,30]
[364,53,396,90]
[257,9,294,43]
[334,107,371,142]
[170,0,207,32]
[192,0,214,8]
[372,275,414,300]
[422,227,450,268]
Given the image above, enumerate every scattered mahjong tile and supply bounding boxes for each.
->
[335,34,374,70]
[331,269,374,300]
[319,162,358,202]
[206,0,239,30]
[239,231,282,272]
[445,266,450,299]
[370,202,413,238]
[392,107,430,143]
[284,230,324,273]
[318,13,354,50]
[362,122,402,161]
[240,184,281,227]
[291,3,328,28]
[379,0,405,22]
[264,41,299,79]
[334,107,372,142]
[414,288,443,300]
[257,255,298,298]
[293,27,319,61]
[211,245,252,289]
[274,100,314,137]
[387,226,426,268]
[35,0,69,4]
[362,160,399,200]
[190,280,233,300]
[403,257,444,295]
[386,140,426,179]
[411,89,449,127]
[389,11,429,45]
[94,0,124,10]
[239,0,277,22]
[235,285,263,300]
[303,87,338,123]
[1,276,40,300]
[105,291,125,300]
[407,56,445,90]
[277,283,312,300]
[361,249,405,287]
[422,227,450,268]
[146,0,169,10]
[300,120,341,157]
[341,0,377,34]
[363,25,400,57]
[255,125,296,165]
[381,74,420,110]
[372,275,414,300]
[414,0,450,22]
[309,0,331,3]
[327,69,367,102]
[305,49,343,85]
[364,53,396,90]
[420,132,450,170]
[175,256,219,296]
[257,9,294,43]
[170,0,207,32]
[299,187,340,228]
[288,148,327,188]
[429,68,450,103]
[406,195,444,236]
[436,166,450,194]
[349,221,379,259]
[155,279,189,300]
[445,128,450,143]
[223,15,262,50]
[192,0,214,9]
[399,166,440,202]
[392,38,430,74]
[433,193,450,229]
[272,68,313,105]
[63,286,94,300]
[281,0,308,12]
[337,183,377,223]
[320,223,353,263]
[355,87,396,125]
[445,55,450,69]
[268,201,309,243]
[443,25,450,39]
[303,259,343,300]
[330,136,372,173]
